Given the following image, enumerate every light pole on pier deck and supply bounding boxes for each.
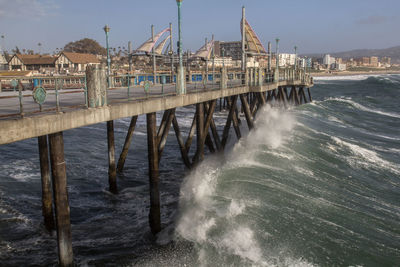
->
[169,22,173,84]
[294,45,298,71]
[176,0,185,94]
[205,37,208,86]
[241,6,246,72]
[103,25,111,82]
[304,56,308,80]
[222,47,225,68]
[212,34,215,83]
[152,25,157,84]
[275,38,280,82]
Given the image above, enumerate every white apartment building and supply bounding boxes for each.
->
[323,54,335,66]
[336,63,346,71]
[279,53,296,67]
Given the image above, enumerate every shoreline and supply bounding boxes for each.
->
[311,70,400,77]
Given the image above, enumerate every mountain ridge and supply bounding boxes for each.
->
[303,46,400,63]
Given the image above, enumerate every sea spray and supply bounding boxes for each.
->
[175,105,308,266]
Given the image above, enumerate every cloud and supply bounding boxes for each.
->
[0,0,59,19]
[356,15,389,25]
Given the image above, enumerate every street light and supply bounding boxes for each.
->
[222,47,225,68]
[275,38,280,82]
[103,25,111,79]
[212,34,215,83]
[294,45,297,71]
[168,50,173,83]
[304,56,307,78]
[176,0,185,94]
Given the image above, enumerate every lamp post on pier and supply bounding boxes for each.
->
[103,25,111,85]
[176,0,185,94]
[212,34,215,83]
[222,47,225,68]
[275,38,280,82]
[294,45,297,71]
[304,56,308,81]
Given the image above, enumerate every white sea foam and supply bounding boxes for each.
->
[6,160,38,182]
[219,226,264,263]
[331,137,400,175]
[326,97,400,119]
[294,165,315,177]
[227,199,246,217]
[313,74,374,81]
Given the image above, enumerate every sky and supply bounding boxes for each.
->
[1,0,399,55]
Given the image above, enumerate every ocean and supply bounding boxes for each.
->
[0,74,399,266]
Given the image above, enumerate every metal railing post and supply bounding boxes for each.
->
[18,84,24,117]
[127,73,131,98]
[55,78,60,112]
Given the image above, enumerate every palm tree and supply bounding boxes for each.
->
[1,35,5,52]
[38,43,42,54]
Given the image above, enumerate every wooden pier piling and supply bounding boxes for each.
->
[107,121,117,194]
[240,94,254,130]
[38,135,55,232]
[48,132,74,267]
[222,95,239,148]
[117,116,138,173]
[172,116,192,168]
[146,112,161,234]
[158,109,175,159]
[194,103,205,163]
[293,86,301,106]
[307,87,313,102]
[279,87,288,109]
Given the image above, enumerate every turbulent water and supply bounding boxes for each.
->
[0,75,399,266]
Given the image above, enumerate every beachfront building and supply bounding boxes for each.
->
[323,54,335,67]
[381,57,391,66]
[0,52,7,70]
[370,57,379,67]
[55,52,100,73]
[335,63,347,71]
[214,41,242,60]
[278,53,296,67]
[361,57,370,66]
[8,54,56,71]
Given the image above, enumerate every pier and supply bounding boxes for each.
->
[0,66,313,265]
[0,6,314,266]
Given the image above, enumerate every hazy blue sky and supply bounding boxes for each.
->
[1,0,399,54]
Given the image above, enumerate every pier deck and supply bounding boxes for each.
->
[0,77,311,145]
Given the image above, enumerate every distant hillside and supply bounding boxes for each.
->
[305,46,400,63]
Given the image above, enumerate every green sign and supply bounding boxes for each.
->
[144,81,150,93]
[33,86,47,105]
[10,79,18,88]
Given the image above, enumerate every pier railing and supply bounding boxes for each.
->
[0,67,312,119]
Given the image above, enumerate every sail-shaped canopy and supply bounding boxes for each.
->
[192,40,214,60]
[154,35,171,55]
[241,19,267,54]
[135,27,171,53]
